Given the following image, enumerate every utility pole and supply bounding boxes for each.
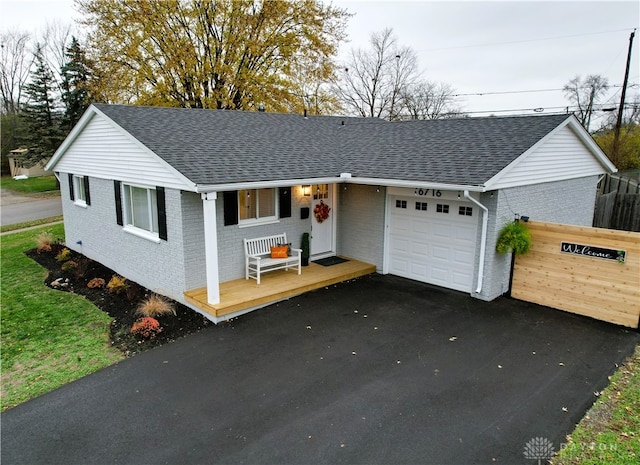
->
[612,29,636,164]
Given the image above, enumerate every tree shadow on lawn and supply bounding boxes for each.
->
[26,245,213,357]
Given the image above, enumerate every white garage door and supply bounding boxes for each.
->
[388,195,478,292]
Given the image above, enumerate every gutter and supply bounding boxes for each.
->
[196,174,485,194]
[464,190,489,294]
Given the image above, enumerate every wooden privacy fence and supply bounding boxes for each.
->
[512,221,640,328]
[593,174,640,232]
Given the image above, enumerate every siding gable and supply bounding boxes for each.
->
[485,120,614,190]
[51,112,195,191]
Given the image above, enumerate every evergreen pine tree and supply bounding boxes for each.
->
[60,36,91,131]
[20,44,64,167]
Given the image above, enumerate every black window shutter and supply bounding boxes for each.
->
[84,176,91,205]
[68,173,74,201]
[279,187,291,218]
[223,191,238,226]
[156,186,167,241]
[114,181,123,226]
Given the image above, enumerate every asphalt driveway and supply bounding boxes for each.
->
[2,274,638,465]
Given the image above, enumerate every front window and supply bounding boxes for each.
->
[239,188,277,224]
[123,184,158,234]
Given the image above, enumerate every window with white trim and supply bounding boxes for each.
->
[239,188,277,224]
[122,184,159,234]
[73,175,87,205]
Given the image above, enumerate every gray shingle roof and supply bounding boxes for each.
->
[93,104,571,187]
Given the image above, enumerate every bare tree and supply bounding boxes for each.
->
[39,21,75,92]
[334,28,419,119]
[401,80,462,119]
[563,74,609,131]
[0,30,33,114]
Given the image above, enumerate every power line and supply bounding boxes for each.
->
[418,28,637,53]
[459,102,638,116]
[452,83,638,98]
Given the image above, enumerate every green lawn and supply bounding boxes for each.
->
[1,224,123,411]
[552,345,640,464]
[1,175,59,193]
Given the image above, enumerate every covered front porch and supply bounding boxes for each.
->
[184,257,376,321]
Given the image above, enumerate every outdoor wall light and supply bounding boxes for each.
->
[302,185,311,196]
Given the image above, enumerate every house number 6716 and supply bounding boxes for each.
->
[414,188,442,197]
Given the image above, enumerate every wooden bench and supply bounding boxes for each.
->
[244,233,302,284]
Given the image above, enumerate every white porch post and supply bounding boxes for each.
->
[201,192,220,305]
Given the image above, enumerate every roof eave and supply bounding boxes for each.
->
[196,175,486,193]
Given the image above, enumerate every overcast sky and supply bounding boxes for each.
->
[1,0,638,127]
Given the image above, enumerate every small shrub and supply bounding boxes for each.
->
[107,275,128,294]
[56,248,72,262]
[131,317,162,339]
[87,277,106,289]
[136,294,176,318]
[126,282,141,302]
[74,257,91,278]
[36,231,53,253]
[61,260,78,272]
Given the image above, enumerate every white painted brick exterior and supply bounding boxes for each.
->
[59,173,600,309]
[476,175,600,301]
[216,186,313,282]
[60,175,193,306]
[337,184,385,270]
[181,192,206,290]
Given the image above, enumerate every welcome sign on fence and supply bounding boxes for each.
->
[561,242,626,263]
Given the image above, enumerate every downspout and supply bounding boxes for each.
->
[464,190,489,294]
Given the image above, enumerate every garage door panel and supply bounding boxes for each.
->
[432,244,450,261]
[390,257,409,274]
[410,263,428,279]
[432,222,453,238]
[388,195,478,292]
[430,266,449,286]
[390,237,410,254]
[456,226,477,242]
[411,218,430,233]
[412,242,429,258]
[392,216,411,233]
[453,249,474,267]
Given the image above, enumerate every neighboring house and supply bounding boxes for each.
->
[46,104,616,322]
[8,148,52,178]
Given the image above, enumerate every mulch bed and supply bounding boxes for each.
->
[26,244,212,357]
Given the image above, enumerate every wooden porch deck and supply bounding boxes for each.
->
[184,257,377,320]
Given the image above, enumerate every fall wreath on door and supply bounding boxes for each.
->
[314,200,331,223]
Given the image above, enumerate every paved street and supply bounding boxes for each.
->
[0,189,62,226]
[2,274,638,465]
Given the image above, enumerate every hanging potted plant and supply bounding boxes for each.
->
[301,232,310,266]
[496,219,532,255]
[496,219,532,296]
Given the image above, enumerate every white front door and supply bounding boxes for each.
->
[311,184,335,256]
